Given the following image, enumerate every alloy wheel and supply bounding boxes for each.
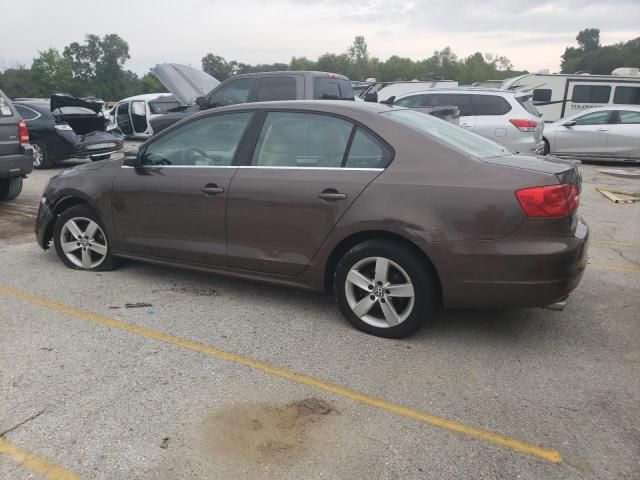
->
[32,144,43,168]
[59,217,108,269]
[344,256,415,328]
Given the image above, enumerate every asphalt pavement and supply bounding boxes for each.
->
[0,154,638,479]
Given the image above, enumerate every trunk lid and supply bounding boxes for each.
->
[50,94,103,114]
[150,63,220,105]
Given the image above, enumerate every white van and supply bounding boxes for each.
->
[108,93,181,138]
[501,71,640,122]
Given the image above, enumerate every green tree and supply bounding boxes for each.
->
[201,54,237,80]
[0,67,36,99]
[290,56,317,71]
[31,48,73,96]
[577,28,601,53]
[137,72,164,93]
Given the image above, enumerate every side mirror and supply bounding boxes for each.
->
[563,120,576,127]
[122,146,140,167]
[379,96,396,105]
[195,96,207,109]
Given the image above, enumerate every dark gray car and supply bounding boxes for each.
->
[35,101,588,338]
[0,88,32,200]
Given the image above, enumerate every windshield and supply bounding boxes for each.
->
[381,109,510,158]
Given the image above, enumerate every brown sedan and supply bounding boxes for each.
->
[35,101,588,338]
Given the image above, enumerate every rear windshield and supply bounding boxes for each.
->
[382,109,510,158]
[313,77,354,100]
[516,95,541,117]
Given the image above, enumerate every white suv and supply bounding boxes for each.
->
[393,88,545,155]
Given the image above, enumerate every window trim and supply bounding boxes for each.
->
[14,104,41,122]
[241,109,395,170]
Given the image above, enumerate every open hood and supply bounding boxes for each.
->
[50,94,103,114]
[150,63,220,105]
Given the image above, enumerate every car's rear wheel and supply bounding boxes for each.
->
[32,141,51,169]
[53,205,118,271]
[0,176,23,201]
[334,239,438,338]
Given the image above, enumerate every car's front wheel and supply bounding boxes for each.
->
[53,205,118,271]
[334,239,438,338]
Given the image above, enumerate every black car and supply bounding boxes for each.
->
[13,95,123,169]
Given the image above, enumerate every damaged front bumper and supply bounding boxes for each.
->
[56,130,123,159]
[35,197,55,249]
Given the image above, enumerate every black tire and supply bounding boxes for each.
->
[334,239,438,338]
[542,139,550,156]
[0,176,23,201]
[53,204,118,271]
[31,141,51,169]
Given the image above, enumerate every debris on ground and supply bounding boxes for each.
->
[160,437,170,449]
[596,186,640,204]
[598,168,640,179]
[125,302,153,308]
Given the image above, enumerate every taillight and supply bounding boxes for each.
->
[509,119,538,132]
[18,120,29,143]
[516,184,579,217]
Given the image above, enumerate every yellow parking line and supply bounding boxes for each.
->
[589,263,640,273]
[0,285,562,464]
[0,437,81,480]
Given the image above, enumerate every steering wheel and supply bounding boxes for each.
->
[180,147,212,165]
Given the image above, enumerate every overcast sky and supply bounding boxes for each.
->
[1,0,638,76]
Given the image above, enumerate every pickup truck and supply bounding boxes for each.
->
[0,88,32,200]
[148,66,355,134]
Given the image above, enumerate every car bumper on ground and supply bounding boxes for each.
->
[433,216,590,309]
[0,147,33,177]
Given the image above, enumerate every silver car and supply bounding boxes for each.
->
[543,106,640,163]
[393,88,545,154]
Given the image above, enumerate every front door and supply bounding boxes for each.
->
[111,111,254,265]
[606,110,640,160]
[554,110,613,155]
[226,111,390,275]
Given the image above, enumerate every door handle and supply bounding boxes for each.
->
[202,184,225,195]
[318,189,347,201]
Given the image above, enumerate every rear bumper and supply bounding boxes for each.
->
[0,148,33,177]
[432,217,589,309]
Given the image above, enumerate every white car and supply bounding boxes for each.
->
[543,106,640,163]
[107,93,182,138]
[393,88,545,154]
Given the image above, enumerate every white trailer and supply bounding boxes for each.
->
[501,71,640,122]
[360,80,459,103]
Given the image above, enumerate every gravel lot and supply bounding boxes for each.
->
[0,151,638,479]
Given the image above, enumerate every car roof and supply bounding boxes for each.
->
[395,88,518,99]
[117,93,175,103]
[231,71,350,81]
[206,100,393,115]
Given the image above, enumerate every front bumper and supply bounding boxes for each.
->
[35,197,55,249]
[434,216,590,309]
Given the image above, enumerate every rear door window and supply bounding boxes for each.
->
[313,77,354,100]
[424,94,473,116]
[256,76,297,101]
[345,128,392,169]
[252,112,352,167]
[618,111,640,124]
[471,95,512,115]
[613,86,640,105]
[572,85,611,103]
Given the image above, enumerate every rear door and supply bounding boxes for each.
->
[424,93,476,130]
[470,94,513,141]
[0,91,20,156]
[255,75,302,101]
[226,110,390,275]
[553,110,614,155]
[606,110,640,160]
